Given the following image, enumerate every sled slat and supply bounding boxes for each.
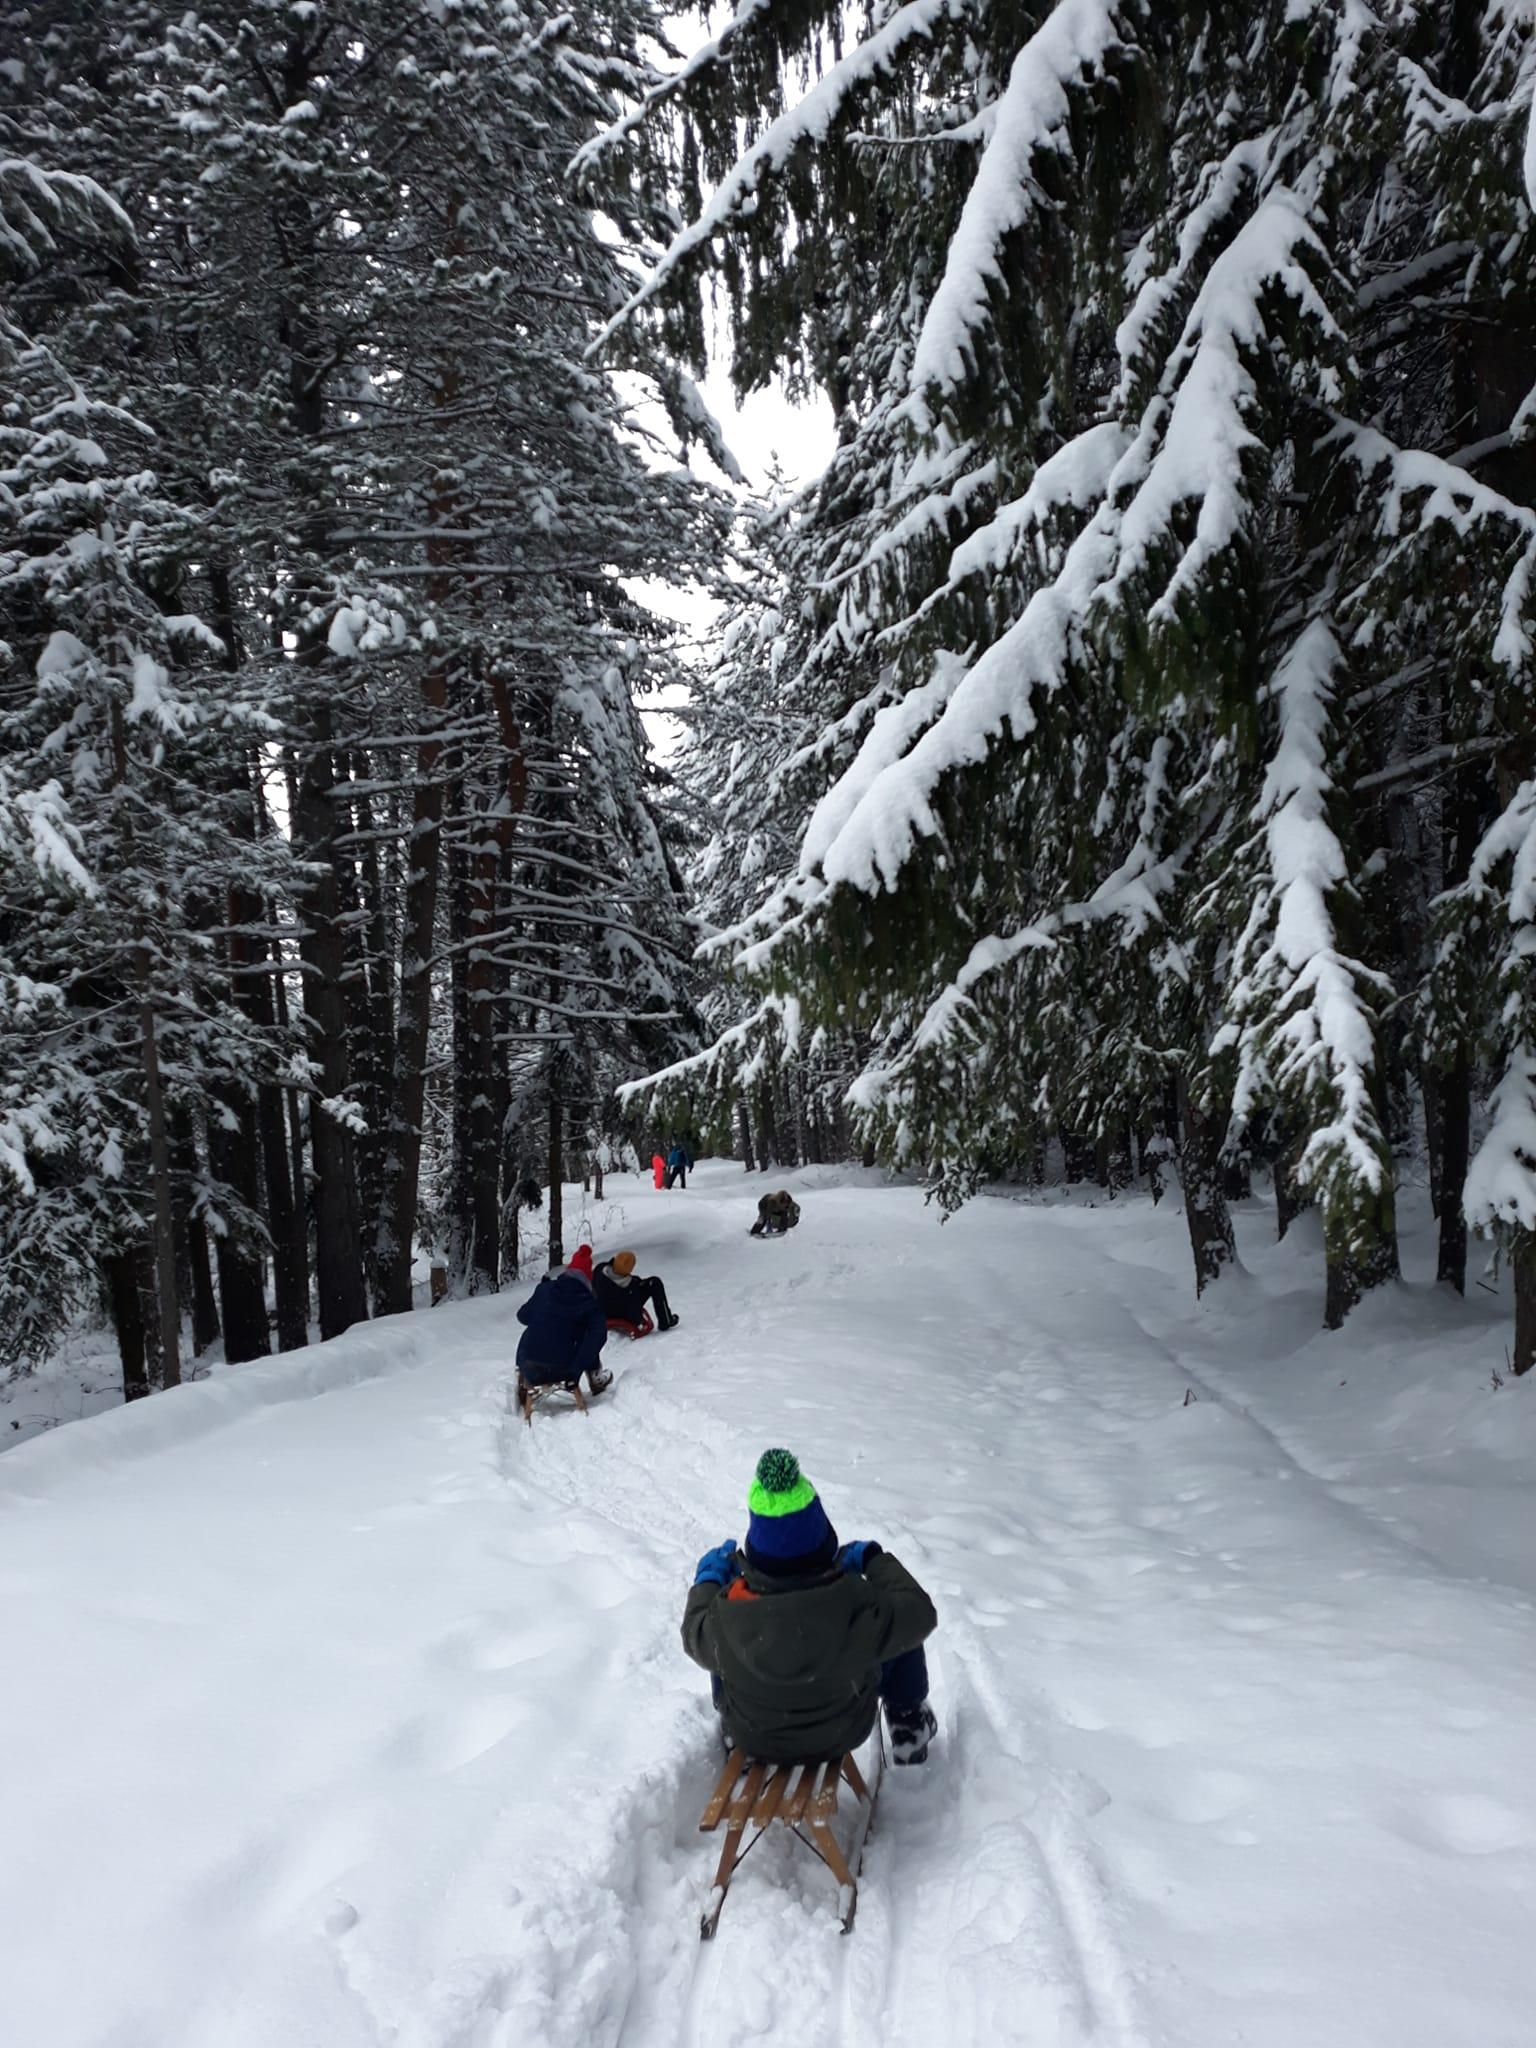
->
[727,1760,768,1827]
[751,1763,791,1827]
[779,1762,822,1826]
[699,1751,745,1832]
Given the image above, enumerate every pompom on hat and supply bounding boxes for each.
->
[568,1244,593,1278]
[745,1449,838,1576]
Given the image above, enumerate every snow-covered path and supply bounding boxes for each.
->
[4,1165,1534,2048]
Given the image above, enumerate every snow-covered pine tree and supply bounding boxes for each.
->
[9,1,722,1340]
[0,143,292,1388]
[593,0,1536,1333]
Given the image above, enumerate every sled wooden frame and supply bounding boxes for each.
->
[515,1377,589,1426]
[696,1736,884,1939]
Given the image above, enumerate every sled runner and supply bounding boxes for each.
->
[515,1377,590,1426]
[606,1311,655,1340]
[696,1738,884,1938]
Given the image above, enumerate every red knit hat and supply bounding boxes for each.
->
[569,1244,593,1277]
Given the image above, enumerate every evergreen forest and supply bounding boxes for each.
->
[5,0,1536,1395]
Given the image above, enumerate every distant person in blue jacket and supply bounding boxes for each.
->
[665,1142,693,1190]
[516,1243,611,1396]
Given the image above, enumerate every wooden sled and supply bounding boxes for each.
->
[696,1738,884,1939]
[515,1376,589,1426]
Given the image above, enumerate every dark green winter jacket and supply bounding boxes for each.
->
[681,1551,937,1762]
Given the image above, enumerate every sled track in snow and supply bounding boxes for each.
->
[496,1374,902,2047]
[494,1366,1151,2047]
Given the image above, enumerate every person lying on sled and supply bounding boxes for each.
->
[593,1248,679,1332]
[749,1189,800,1237]
[682,1449,939,1766]
[515,1243,611,1396]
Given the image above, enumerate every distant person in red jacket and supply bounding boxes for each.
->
[652,1152,666,1189]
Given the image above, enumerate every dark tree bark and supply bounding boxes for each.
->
[290,728,369,1339]
[374,677,448,1315]
[1323,1177,1400,1330]
[171,1113,221,1357]
[1435,1062,1471,1294]
[461,805,504,1295]
[547,1084,565,1272]
[1514,1230,1536,1377]
[1176,1082,1237,1296]
[1274,1142,1312,1241]
[756,1080,780,1170]
[1423,1070,1445,1220]
[275,93,367,1342]
[1061,1132,1096,1184]
[136,962,182,1388]
[105,1250,151,1403]
[206,1094,272,1363]
[738,1097,756,1172]
[349,769,397,1304]
[268,917,313,1339]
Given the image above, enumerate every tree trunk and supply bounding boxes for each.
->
[1513,1228,1536,1377]
[547,1086,564,1272]
[206,1094,272,1363]
[104,1250,151,1403]
[757,1080,780,1170]
[1093,1132,1112,1190]
[1274,1143,1311,1241]
[137,964,182,1388]
[247,914,309,1352]
[171,1114,221,1356]
[1323,1172,1400,1330]
[462,807,503,1296]
[269,919,313,1333]
[290,728,369,1340]
[1062,1132,1096,1184]
[738,1097,756,1172]
[499,1113,522,1283]
[1422,1070,1445,1220]
[349,770,397,1304]
[1176,1081,1237,1297]
[374,678,449,1315]
[278,116,366,1341]
[1436,1062,1471,1294]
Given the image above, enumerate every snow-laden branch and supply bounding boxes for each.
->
[588,0,961,354]
[615,991,803,1106]
[731,193,1335,935]
[571,0,778,179]
[905,0,1144,410]
[1226,618,1392,1196]
[1467,1048,1536,1236]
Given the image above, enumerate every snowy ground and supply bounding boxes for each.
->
[4,1164,1534,2048]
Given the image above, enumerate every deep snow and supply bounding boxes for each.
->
[3,1164,1535,2048]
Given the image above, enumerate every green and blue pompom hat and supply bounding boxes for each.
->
[745,1449,838,1576]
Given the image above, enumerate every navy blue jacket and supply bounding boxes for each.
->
[668,1145,693,1170]
[516,1270,607,1384]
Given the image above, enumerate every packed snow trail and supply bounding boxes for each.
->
[3,1166,1535,2048]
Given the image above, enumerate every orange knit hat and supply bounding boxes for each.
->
[612,1250,637,1276]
